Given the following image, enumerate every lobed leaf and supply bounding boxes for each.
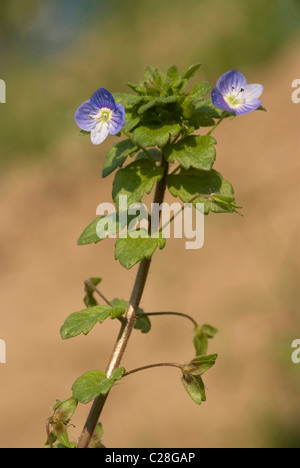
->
[60,305,124,340]
[164,135,216,171]
[112,159,164,209]
[72,367,125,404]
[115,229,166,269]
[167,168,235,215]
[132,124,181,148]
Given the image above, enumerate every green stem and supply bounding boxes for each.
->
[123,362,183,378]
[84,280,126,325]
[143,311,198,327]
[207,111,229,136]
[122,129,156,166]
[84,280,112,307]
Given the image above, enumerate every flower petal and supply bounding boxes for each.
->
[75,101,98,131]
[211,88,233,112]
[234,99,262,115]
[217,70,247,95]
[108,103,125,135]
[243,84,264,102]
[90,88,116,110]
[91,121,109,145]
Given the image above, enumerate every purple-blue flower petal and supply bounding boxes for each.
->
[234,99,262,115]
[217,70,247,95]
[211,88,233,112]
[108,102,125,135]
[90,88,116,110]
[75,101,98,131]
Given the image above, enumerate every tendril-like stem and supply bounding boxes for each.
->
[123,362,183,378]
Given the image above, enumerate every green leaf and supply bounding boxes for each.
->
[50,423,72,448]
[52,397,78,423]
[126,82,146,94]
[184,354,218,376]
[77,217,103,245]
[112,159,164,209]
[165,65,184,91]
[167,168,235,215]
[77,213,138,246]
[164,135,216,171]
[53,442,76,449]
[79,130,90,136]
[110,299,150,333]
[72,367,125,404]
[83,277,101,307]
[124,115,141,133]
[112,92,140,109]
[115,229,166,269]
[181,373,206,405]
[194,324,218,355]
[188,82,212,101]
[132,124,181,148]
[182,62,202,80]
[102,140,138,178]
[60,305,124,340]
[72,370,108,403]
[134,313,151,334]
[138,95,181,115]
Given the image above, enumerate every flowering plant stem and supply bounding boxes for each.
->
[123,362,183,378]
[207,111,229,136]
[77,156,169,448]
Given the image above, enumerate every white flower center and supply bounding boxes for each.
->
[224,86,245,108]
[90,107,112,123]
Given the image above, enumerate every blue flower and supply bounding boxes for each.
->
[211,70,264,115]
[75,88,125,145]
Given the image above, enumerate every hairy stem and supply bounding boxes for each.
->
[77,156,169,448]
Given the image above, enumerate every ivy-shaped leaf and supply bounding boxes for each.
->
[115,229,166,269]
[132,124,181,148]
[112,159,164,209]
[164,135,216,171]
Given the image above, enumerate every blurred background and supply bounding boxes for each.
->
[0,0,300,448]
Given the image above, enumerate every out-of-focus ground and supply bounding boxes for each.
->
[0,39,300,447]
